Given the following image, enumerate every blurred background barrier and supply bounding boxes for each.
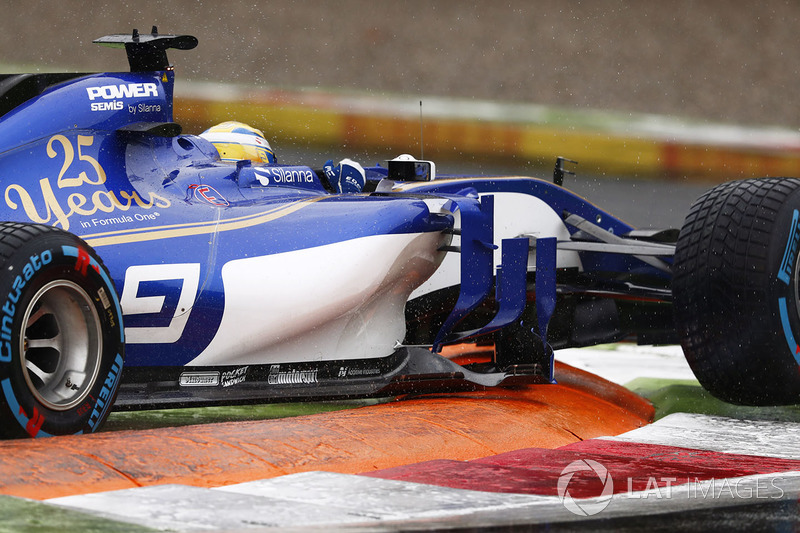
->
[174,82,800,181]
[3,0,800,180]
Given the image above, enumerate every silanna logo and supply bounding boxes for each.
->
[254,167,316,186]
[86,83,159,111]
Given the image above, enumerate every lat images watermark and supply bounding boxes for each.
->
[556,460,787,517]
[557,460,614,516]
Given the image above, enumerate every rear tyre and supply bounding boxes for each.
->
[0,223,124,438]
[673,178,800,405]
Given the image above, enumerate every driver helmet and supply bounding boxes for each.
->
[199,121,276,164]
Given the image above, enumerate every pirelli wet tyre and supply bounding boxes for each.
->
[0,223,124,438]
[673,178,800,405]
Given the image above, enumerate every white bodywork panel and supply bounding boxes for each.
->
[188,231,446,365]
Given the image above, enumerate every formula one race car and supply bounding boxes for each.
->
[0,29,798,438]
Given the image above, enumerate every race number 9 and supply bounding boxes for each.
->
[120,263,201,344]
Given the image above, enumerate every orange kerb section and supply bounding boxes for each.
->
[0,359,653,500]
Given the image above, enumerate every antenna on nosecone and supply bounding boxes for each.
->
[419,100,424,160]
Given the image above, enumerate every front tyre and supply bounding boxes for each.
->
[673,178,800,405]
[0,223,124,438]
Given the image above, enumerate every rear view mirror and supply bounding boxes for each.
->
[387,155,436,181]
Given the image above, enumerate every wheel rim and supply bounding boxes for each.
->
[20,280,102,411]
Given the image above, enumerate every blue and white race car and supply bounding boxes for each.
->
[0,29,797,438]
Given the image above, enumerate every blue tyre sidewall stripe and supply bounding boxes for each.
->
[777,209,800,367]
